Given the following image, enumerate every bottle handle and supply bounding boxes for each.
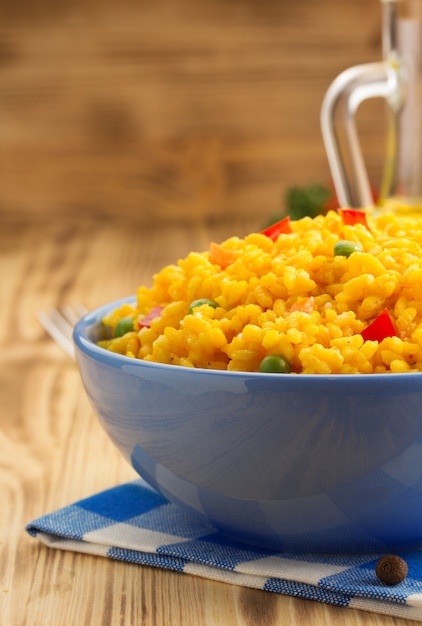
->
[320,61,401,208]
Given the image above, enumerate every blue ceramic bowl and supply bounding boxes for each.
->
[74,297,422,554]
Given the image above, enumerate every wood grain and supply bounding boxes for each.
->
[0,0,386,225]
[1,213,421,626]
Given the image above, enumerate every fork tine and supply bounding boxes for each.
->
[37,304,88,359]
[61,303,88,326]
[37,310,75,359]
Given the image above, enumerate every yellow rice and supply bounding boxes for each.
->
[99,210,422,374]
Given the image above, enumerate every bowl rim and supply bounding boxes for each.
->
[73,296,422,383]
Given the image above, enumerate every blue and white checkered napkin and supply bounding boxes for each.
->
[26,479,422,621]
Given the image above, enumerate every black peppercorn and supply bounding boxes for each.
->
[375,555,408,585]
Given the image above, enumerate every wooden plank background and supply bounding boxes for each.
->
[0,0,385,226]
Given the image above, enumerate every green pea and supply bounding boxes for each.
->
[188,299,219,314]
[114,316,134,337]
[259,354,291,373]
[334,240,362,258]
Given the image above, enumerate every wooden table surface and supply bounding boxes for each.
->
[2,213,421,626]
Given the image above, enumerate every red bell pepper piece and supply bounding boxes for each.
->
[208,242,237,269]
[338,208,370,230]
[261,216,291,241]
[138,306,164,328]
[361,308,398,342]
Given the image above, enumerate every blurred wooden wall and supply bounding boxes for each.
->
[0,0,384,225]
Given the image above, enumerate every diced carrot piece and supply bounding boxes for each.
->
[290,296,315,313]
[208,242,237,269]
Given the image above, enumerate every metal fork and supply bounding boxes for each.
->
[37,303,88,359]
